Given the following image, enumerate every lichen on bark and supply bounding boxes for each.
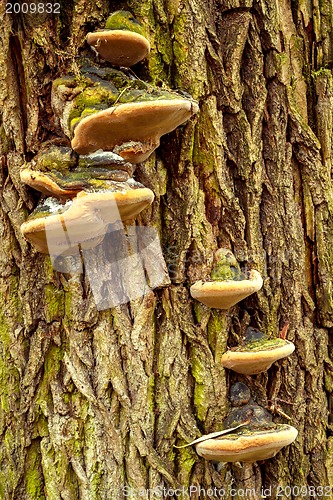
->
[1,0,333,498]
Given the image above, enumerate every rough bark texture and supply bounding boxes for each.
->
[1,0,333,498]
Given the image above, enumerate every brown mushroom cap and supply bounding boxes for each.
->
[87,30,150,67]
[20,147,135,198]
[20,167,131,199]
[195,425,298,463]
[20,169,84,198]
[190,270,263,309]
[71,99,199,159]
[21,183,154,254]
[221,340,295,375]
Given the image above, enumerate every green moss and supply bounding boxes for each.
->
[0,276,21,416]
[52,76,76,89]
[192,301,205,323]
[274,52,288,66]
[2,427,20,493]
[193,384,206,422]
[101,73,127,89]
[68,89,111,127]
[325,371,333,392]
[234,337,289,352]
[70,116,81,131]
[90,460,105,496]
[41,441,78,498]
[36,415,49,438]
[80,107,101,119]
[44,284,65,323]
[273,52,289,82]
[207,311,228,360]
[25,440,45,499]
[147,374,155,415]
[77,88,111,107]
[27,210,52,220]
[54,64,195,134]
[178,447,196,471]
[104,10,147,37]
[43,167,128,190]
[172,12,188,66]
[143,3,172,83]
[209,249,244,281]
[311,67,333,78]
[326,437,333,488]
[148,50,170,85]
[36,345,63,415]
[42,172,86,190]
[221,424,291,438]
[172,11,200,94]
[0,358,18,413]
[177,447,196,487]
[33,146,76,173]
[191,356,209,422]
[192,133,214,170]
[0,123,11,154]
[0,474,5,498]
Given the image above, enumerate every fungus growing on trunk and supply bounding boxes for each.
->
[221,327,295,375]
[20,147,134,198]
[195,383,298,462]
[195,425,298,462]
[22,12,199,261]
[87,11,150,67]
[71,99,199,159]
[21,181,154,254]
[51,66,199,161]
[190,249,263,309]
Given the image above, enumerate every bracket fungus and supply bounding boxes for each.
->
[190,249,263,309]
[51,65,198,160]
[20,147,134,199]
[21,10,199,259]
[71,99,199,159]
[221,327,295,375]
[195,383,298,463]
[21,181,154,254]
[87,11,150,67]
[78,150,135,176]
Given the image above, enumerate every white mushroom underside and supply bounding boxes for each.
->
[195,426,298,463]
[190,270,263,309]
[221,341,295,374]
[71,99,199,156]
[21,188,154,254]
[87,30,150,66]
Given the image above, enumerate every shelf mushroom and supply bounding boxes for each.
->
[195,383,298,463]
[190,249,263,309]
[71,98,199,159]
[51,66,199,161]
[21,180,154,254]
[22,10,200,258]
[87,11,150,67]
[20,147,135,199]
[221,327,295,375]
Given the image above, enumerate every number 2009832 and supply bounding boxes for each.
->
[6,3,60,14]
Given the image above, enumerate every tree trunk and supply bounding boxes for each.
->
[1,0,333,498]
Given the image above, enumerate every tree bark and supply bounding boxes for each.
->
[1,0,333,498]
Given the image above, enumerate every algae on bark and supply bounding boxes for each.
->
[1,0,333,498]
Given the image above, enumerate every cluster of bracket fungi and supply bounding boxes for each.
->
[20,10,198,255]
[20,11,298,464]
[189,249,298,462]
